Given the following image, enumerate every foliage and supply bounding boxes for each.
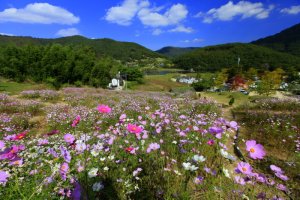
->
[173,43,300,72]
[252,23,300,57]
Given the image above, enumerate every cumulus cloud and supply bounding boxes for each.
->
[0,3,79,25]
[196,1,274,23]
[0,32,14,36]
[138,3,188,27]
[152,29,163,35]
[181,38,204,43]
[169,25,194,33]
[105,0,149,25]
[56,28,80,37]
[281,5,300,15]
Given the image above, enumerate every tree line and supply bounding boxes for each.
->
[0,44,143,89]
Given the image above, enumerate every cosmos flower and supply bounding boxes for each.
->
[72,115,81,127]
[207,139,215,145]
[193,155,206,162]
[72,181,82,200]
[146,143,160,153]
[13,131,28,140]
[236,162,253,175]
[60,162,69,181]
[88,168,98,178]
[64,133,75,144]
[194,176,204,184]
[92,182,104,192]
[127,124,143,135]
[0,140,5,150]
[245,140,266,160]
[97,105,112,113]
[270,165,283,174]
[0,170,10,184]
[182,162,198,171]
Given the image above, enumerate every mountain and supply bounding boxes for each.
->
[0,35,163,62]
[252,23,300,57]
[156,46,199,57]
[173,43,300,72]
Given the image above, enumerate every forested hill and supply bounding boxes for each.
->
[252,23,300,57]
[156,46,199,57]
[173,43,300,72]
[0,35,163,62]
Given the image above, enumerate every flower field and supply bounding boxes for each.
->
[0,88,298,199]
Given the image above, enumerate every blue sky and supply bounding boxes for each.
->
[0,0,299,50]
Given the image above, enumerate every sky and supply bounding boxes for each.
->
[0,0,299,50]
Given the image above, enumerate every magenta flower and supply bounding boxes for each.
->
[246,140,266,159]
[64,133,75,144]
[236,162,253,175]
[146,143,160,153]
[0,170,10,184]
[207,139,215,145]
[127,124,143,135]
[97,104,112,113]
[72,115,81,127]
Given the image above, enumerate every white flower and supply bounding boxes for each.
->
[108,155,115,160]
[88,168,98,178]
[100,157,106,161]
[220,149,236,161]
[172,141,177,144]
[174,170,182,176]
[91,149,99,157]
[193,155,206,162]
[92,182,104,191]
[223,168,231,178]
[182,162,198,171]
[103,166,109,171]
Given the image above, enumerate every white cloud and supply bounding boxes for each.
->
[152,29,163,35]
[281,5,300,15]
[0,32,14,36]
[169,25,194,33]
[181,38,204,43]
[197,1,273,23]
[105,0,149,26]
[56,28,80,37]
[138,3,188,27]
[0,3,79,25]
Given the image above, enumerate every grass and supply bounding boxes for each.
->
[131,74,189,91]
[0,80,48,95]
[199,91,250,107]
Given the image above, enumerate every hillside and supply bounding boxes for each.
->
[173,43,300,72]
[156,46,199,57]
[252,23,300,57]
[0,35,163,62]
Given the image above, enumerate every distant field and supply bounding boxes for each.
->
[0,81,48,95]
[131,74,190,91]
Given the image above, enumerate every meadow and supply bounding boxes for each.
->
[0,86,298,200]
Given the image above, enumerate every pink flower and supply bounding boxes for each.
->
[60,162,69,181]
[146,143,160,153]
[9,157,23,166]
[64,133,75,144]
[72,115,81,127]
[236,162,253,175]
[246,140,266,159]
[127,124,143,135]
[13,131,28,140]
[234,176,246,185]
[275,173,289,181]
[0,140,5,150]
[97,105,112,113]
[270,165,283,174]
[0,170,10,184]
[207,139,215,145]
